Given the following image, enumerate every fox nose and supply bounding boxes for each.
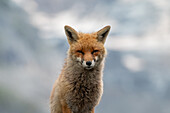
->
[86,61,92,66]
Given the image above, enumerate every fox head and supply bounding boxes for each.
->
[64,25,111,70]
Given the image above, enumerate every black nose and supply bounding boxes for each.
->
[86,61,92,66]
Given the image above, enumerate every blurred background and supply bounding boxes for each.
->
[0,0,170,113]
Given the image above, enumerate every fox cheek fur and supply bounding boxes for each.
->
[68,42,107,69]
[69,50,105,69]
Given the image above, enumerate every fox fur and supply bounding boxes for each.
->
[50,25,111,113]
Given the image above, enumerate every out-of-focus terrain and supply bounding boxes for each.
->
[0,0,170,113]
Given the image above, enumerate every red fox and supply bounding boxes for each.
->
[50,25,111,113]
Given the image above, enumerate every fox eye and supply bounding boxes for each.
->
[77,50,84,55]
[92,50,99,54]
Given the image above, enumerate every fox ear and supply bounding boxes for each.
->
[97,25,111,44]
[64,25,78,45]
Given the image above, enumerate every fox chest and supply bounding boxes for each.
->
[66,73,102,113]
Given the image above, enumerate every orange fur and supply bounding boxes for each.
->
[50,25,110,113]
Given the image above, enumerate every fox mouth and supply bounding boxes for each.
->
[85,66,93,70]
